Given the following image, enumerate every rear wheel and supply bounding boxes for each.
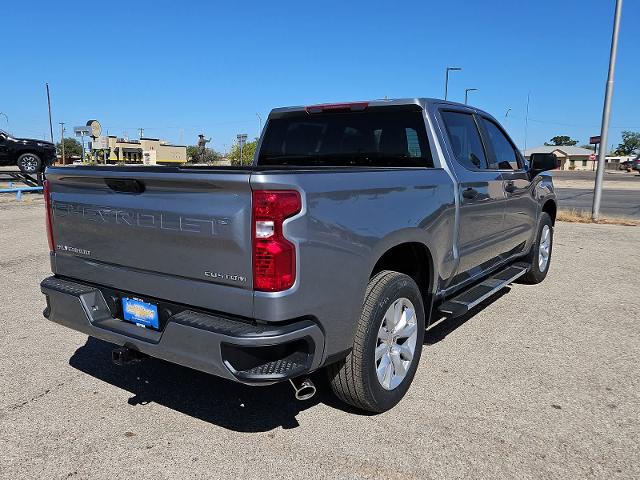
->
[520,212,553,284]
[17,153,42,174]
[327,270,425,413]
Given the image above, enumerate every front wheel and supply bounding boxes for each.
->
[17,153,42,174]
[327,270,425,413]
[520,212,554,284]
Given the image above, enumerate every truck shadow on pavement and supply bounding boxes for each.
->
[425,288,510,345]
[68,289,508,432]
[68,337,363,433]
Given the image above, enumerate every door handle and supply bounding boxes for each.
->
[504,181,516,193]
[462,187,478,199]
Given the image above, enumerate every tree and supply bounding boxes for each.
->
[614,131,640,156]
[56,137,82,160]
[544,135,578,146]
[186,145,222,164]
[228,139,257,166]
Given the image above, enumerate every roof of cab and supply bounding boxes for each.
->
[269,97,491,116]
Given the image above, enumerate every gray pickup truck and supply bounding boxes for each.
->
[41,98,557,412]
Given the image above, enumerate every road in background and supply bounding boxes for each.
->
[551,170,640,183]
[0,201,638,479]
[556,187,640,219]
[549,171,640,219]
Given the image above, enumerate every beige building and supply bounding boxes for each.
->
[524,145,596,171]
[105,136,186,165]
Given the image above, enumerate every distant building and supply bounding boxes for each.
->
[523,145,596,171]
[105,136,186,165]
[604,155,635,170]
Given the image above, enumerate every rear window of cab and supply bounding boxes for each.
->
[258,106,434,168]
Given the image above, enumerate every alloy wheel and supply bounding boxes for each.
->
[20,155,39,173]
[375,297,418,390]
[538,224,551,272]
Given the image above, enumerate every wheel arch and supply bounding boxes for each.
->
[16,149,42,158]
[542,198,557,225]
[370,241,435,307]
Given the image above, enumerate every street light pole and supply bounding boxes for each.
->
[464,88,478,105]
[444,67,462,100]
[59,122,65,164]
[256,113,263,137]
[523,92,531,154]
[592,0,623,221]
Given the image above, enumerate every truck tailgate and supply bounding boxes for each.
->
[46,168,254,316]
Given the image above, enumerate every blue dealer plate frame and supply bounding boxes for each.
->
[121,297,159,329]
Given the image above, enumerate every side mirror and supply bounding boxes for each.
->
[529,153,558,176]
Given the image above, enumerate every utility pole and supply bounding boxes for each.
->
[59,122,65,164]
[444,67,462,100]
[464,88,478,105]
[46,83,54,143]
[593,0,623,221]
[138,128,144,138]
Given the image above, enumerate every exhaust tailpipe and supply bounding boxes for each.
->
[289,377,316,401]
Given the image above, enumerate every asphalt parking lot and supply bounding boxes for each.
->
[1,199,639,479]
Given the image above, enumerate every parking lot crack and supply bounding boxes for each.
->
[4,382,65,413]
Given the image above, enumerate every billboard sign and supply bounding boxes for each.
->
[91,136,109,149]
[74,126,91,137]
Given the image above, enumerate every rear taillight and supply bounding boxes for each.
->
[43,180,55,253]
[252,190,301,292]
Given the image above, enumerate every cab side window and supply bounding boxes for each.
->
[440,111,488,170]
[481,118,521,170]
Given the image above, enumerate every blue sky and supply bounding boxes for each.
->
[2,0,638,153]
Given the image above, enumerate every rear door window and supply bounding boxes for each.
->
[480,118,521,170]
[440,111,488,170]
[258,107,433,167]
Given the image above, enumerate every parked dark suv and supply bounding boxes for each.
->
[0,129,56,174]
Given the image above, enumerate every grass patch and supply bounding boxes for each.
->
[557,209,637,226]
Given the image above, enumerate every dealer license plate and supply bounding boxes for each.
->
[121,297,159,329]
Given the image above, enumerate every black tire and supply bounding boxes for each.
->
[327,270,425,413]
[17,153,42,174]
[520,212,554,284]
